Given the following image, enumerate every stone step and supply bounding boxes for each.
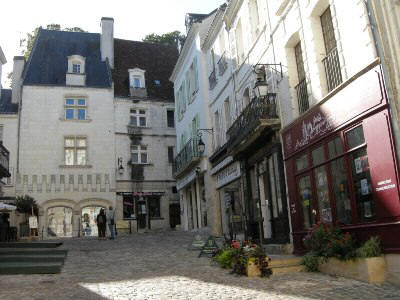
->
[271,264,305,275]
[0,255,66,263]
[263,244,292,255]
[0,261,63,275]
[0,242,63,248]
[0,249,68,256]
[268,255,303,268]
[268,255,304,275]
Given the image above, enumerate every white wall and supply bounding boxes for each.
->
[17,85,116,206]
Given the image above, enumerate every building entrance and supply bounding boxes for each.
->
[47,207,73,237]
[81,206,104,237]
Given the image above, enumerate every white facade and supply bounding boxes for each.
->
[16,85,116,237]
[114,97,178,231]
[170,12,222,235]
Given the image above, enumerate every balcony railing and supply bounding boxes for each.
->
[127,124,143,135]
[322,47,342,92]
[295,78,309,114]
[217,53,227,76]
[0,142,10,178]
[173,137,201,177]
[209,70,217,90]
[226,95,279,150]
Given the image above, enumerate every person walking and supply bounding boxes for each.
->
[106,206,115,240]
[96,209,106,240]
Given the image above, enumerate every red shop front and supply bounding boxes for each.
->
[282,62,400,253]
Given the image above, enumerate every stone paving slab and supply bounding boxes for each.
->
[0,231,399,300]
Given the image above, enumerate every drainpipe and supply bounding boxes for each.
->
[364,0,400,162]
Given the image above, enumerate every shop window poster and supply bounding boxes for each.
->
[361,178,370,195]
[355,157,362,174]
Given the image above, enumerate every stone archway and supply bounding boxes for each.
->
[79,198,113,238]
[41,199,77,238]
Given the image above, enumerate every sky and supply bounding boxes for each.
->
[0,0,226,88]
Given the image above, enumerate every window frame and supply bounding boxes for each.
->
[167,109,175,128]
[64,136,88,166]
[64,97,87,121]
[293,123,373,227]
[130,109,147,127]
[131,144,149,164]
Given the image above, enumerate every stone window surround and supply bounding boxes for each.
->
[67,55,86,74]
[128,68,146,89]
[61,94,92,122]
[130,108,148,127]
[131,144,149,164]
[60,135,91,168]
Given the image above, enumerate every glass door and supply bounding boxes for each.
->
[297,174,316,229]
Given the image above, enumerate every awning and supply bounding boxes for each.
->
[0,203,16,211]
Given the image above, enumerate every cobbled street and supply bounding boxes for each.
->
[0,231,399,300]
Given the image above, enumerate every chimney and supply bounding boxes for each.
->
[11,56,25,104]
[100,17,114,69]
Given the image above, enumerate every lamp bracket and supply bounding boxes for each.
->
[253,63,283,81]
[197,128,214,137]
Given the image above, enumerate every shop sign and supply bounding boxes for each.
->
[210,156,234,175]
[376,179,396,192]
[216,162,241,189]
[282,64,386,158]
[176,170,196,191]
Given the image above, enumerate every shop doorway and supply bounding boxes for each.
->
[169,203,181,228]
[257,153,290,244]
[81,206,104,237]
[47,207,73,237]
[137,200,147,229]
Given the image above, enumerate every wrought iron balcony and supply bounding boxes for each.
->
[173,138,201,177]
[218,53,227,76]
[322,47,342,92]
[295,78,309,114]
[127,124,143,135]
[209,70,217,90]
[226,95,279,151]
[0,142,10,178]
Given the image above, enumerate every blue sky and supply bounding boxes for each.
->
[0,0,226,87]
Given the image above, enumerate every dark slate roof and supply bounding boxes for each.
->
[0,89,18,114]
[112,39,179,100]
[23,29,112,88]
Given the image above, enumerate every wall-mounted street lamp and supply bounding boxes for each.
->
[117,157,124,175]
[197,128,214,154]
[253,63,282,100]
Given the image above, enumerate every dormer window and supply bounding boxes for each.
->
[133,77,141,88]
[128,68,147,97]
[72,63,81,74]
[66,55,86,86]
[67,55,85,74]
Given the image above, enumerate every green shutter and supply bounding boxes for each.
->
[193,57,199,92]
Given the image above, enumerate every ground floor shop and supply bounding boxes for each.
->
[282,63,400,253]
[211,139,290,245]
[177,170,207,232]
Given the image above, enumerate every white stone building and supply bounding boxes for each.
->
[170,10,223,235]
[1,18,179,237]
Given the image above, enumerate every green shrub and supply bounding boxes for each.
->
[215,248,237,268]
[356,236,381,258]
[302,251,321,272]
[303,223,356,260]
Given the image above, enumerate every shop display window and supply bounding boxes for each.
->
[295,124,375,228]
[123,195,135,219]
[350,147,375,221]
[148,196,161,218]
[298,175,315,229]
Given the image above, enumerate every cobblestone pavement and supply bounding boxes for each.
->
[0,231,399,300]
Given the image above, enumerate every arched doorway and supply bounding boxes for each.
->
[47,207,73,237]
[81,206,105,237]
